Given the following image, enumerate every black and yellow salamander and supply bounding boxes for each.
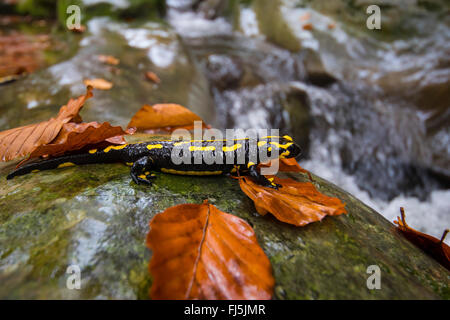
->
[7,135,301,189]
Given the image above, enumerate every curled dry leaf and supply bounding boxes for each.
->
[394,207,449,270]
[0,87,93,162]
[127,104,210,133]
[83,78,113,90]
[239,176,347,226]
[299,12,311,22]
[145,71,160,84]
[146,200,274,300]
[29,122,134,159]
[98,55,120,65]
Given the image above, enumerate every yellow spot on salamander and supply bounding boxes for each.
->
[57,162,76,168]
[222,143,242,152]
[189,146,215,152]
[161,168,222,176]
[257,141,267,147]
[104,144,128,153]
[283,135,293,141]
[32,169,40,173]
[126,162,133,166]
[145,171,150,175]
[247,162,255,168]
[89,149,97,154]
[138,174,147,180]
[147,144,163,150]
[268,177,274,182]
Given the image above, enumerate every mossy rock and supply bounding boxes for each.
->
[0,134,448,299]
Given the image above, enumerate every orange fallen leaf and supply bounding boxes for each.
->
[328,22,336,29]
[97,55,119,65]
[145,71,160,84]
[69,25,86,33]
[259,158,314,181]
[146,200,274,300]
[394,207,449,270]
[239,176,346,226]
[0,87,93,162]
[127,104,210,133]
[303,23,313,31]
[28,122,134,159]
[83,78,113,90]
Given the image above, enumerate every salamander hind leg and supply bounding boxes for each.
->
[248,164,282,189]
[130,157,156,185]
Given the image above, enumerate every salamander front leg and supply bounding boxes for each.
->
[130,157,156,185]
[247,164,282,189]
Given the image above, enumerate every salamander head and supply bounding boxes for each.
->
[257,135,301,159]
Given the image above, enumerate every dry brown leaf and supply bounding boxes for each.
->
[303,23,313,31]
[146,200,274,300]
[394,207,449,270]
[69,25,86,33]
[145,71,160,84]
[97,55,120,65]
[299,12,311,22]
[127,104,210,132]
[239,176,347,226]
[83,78,113,90]
[29,122,134,158]
[259,158,308,173]
[0,87,93,162]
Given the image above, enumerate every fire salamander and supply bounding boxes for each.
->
[7,135,301,189]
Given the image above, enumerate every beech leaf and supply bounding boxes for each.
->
[259,158,310,174]
[146,200,274,300]
[127,104,210,133]
[238,176,347,226]
[97,54,119,65]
